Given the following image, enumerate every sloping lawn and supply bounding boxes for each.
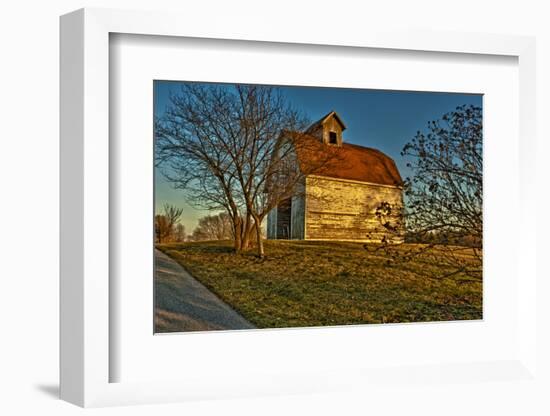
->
[156,240,482,329]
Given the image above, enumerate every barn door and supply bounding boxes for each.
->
[276,198,292,239]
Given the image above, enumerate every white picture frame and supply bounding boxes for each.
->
[60,7,538,408]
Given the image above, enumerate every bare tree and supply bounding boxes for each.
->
[154,215,169,243]
[156,85,254,251]
[174,223,186,242]
[223,87,339,258]
[368,105,482,280]
[155,84,337,257]
[154,203,184,243]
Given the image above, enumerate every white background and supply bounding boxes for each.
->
[1,1,548,415]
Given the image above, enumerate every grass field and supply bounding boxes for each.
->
[156,240,482,329]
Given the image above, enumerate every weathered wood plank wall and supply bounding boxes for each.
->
[290,194,305,239]
[305,176,403,242]
[267,208,277,239]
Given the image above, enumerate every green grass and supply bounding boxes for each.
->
[156,240,482,329]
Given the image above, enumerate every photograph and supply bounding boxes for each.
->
[153,81,483,333]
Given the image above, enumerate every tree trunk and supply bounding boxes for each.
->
[253,215,264,258]
[240,213,255,251]
[233,217,242,252]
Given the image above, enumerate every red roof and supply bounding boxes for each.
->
[293,134,403,187]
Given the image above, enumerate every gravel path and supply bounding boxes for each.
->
[154,249,255,333]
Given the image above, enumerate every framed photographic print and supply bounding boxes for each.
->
[60,7,538,408]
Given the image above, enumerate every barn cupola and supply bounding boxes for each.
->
[305,111,346,146]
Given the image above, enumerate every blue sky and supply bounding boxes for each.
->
[154,81,482,233]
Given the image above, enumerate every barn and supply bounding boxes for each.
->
[266,111,404,243]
